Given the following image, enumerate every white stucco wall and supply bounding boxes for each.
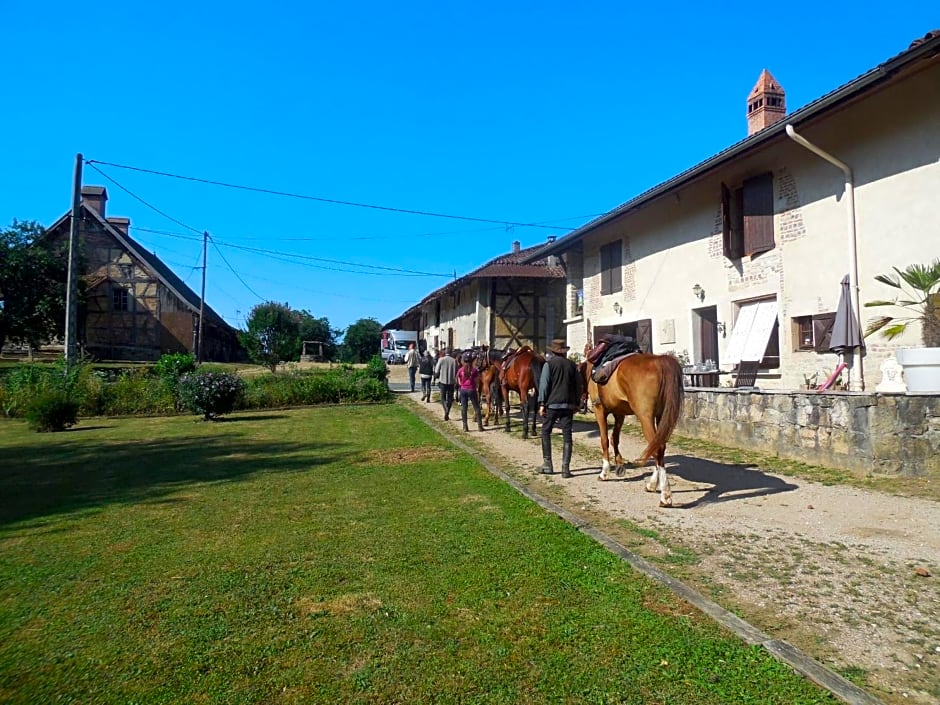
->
[571,62,940,391]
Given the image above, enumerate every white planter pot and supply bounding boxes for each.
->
[895,347,940,393]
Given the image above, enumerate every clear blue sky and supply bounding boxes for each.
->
[3,2,936,335]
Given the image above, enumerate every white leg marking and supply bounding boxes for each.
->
[599,458,611,481]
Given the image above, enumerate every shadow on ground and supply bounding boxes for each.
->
[1,432,347,528]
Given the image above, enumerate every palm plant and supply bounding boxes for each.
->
[864,258,940,347]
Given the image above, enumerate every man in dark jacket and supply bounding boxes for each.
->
[537,338,581,477]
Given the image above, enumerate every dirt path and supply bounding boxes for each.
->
[388,365,940,704]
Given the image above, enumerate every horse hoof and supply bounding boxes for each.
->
[659,500,673,508]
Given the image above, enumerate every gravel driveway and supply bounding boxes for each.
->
[389,365,940,704]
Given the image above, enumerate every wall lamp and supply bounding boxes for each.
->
[716,321,726,336]
[692,283,705,301]
[613,301,622,315]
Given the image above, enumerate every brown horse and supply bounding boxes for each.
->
[499,346,544,439]
[479,361,503,426]
[586,354,685,507]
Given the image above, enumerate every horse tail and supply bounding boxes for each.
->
[638,354,685,461]
[529,357,544,395]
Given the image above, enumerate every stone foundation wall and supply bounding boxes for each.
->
[677,390,940,477]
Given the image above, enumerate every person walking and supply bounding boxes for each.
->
[434,349,457,420]
[403,343,420,393]
[456,351,484,432]
[418,350,435,402]
[538,338,581,477]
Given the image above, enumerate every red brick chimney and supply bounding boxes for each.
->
[747,70,786,135]
[512,240,521,253]
[81,186,108,216]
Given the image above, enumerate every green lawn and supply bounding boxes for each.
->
[0,406,838,704]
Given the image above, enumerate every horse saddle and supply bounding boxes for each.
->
[500,346,528,372]
[590,352,638,385]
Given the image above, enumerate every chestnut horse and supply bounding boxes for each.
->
[479,360,503,426]
[585,354,685,507]
[499,346,544,439]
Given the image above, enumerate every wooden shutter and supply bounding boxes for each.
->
[813,313,836,352]
[610,243,622,294]
[636,318,652,353]
[600,241,622,295]
[743,173,775,256]
[721,183,732,258]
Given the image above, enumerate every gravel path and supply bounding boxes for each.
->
[390,365,940,704]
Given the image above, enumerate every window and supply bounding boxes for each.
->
[575,289,584,316]
[792,313,835,352]
[725,298,779,370]
[600,241,622,295]
[112,287,129,312]
[721,173,775,259]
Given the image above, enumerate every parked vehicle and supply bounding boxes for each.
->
[380,330,419,364]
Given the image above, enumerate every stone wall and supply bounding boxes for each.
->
[677,390,940,477]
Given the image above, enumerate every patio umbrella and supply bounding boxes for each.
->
[829,274,865,354]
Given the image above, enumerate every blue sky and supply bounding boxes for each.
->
[3,2,937,334]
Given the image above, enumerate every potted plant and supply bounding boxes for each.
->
[864,258,940,392]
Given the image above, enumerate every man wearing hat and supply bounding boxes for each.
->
[537,338,581,477]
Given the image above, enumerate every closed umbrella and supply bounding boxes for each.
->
[829,274,865,355]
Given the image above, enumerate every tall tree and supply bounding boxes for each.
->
[341,318,383,363]
[0,220,68,349]
[293,310,340,361]
[238,301,300,372]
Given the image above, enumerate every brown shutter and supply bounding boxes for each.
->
[813,313,836,352]
[743,173,775,256]
[721,183,732,258]
[611,243,622,294]
[636,318,652,353]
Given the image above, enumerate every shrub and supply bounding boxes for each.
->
[365,354,389,383]
[153,352,197,382]
[24,389,79,432]
[100,368,176,416]
[178,370,245,421]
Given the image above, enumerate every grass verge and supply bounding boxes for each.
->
[0,407,838,704]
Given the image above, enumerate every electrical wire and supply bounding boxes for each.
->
[85,162,204,235]
[86,158,577,231]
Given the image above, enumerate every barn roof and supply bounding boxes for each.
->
[384,240,564,329]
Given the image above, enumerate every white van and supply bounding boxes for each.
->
[380,330,419,364]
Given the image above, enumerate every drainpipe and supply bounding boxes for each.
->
[785,124,865,391]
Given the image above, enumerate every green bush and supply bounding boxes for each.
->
[365,354,388,382]
[24,389,79,432]
[239,367,391,409]
[178,370,245,420]
[153,352,197,382]
[99,368,176,416]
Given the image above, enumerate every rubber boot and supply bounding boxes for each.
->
[539,435,554,474]
[462,410,469,432]
[561,441,573,478]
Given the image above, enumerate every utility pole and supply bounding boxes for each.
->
[64,153,83,369]
[197,231,207,362]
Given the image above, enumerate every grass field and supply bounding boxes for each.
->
[0,405,838,704]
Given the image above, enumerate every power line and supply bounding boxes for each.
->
[129,225,451,277]
[208,234,265,301]
[86,162,203,235]
[86,158,577,231]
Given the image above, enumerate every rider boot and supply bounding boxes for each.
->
[539,434,554,474]
[462,410,469,432]
[561,440,573,478]
[477,418,485,432]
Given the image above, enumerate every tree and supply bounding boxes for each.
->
[294,310,340,361]
[341,318,383,363]
[0,220,68,349]
[238,302,300,372]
